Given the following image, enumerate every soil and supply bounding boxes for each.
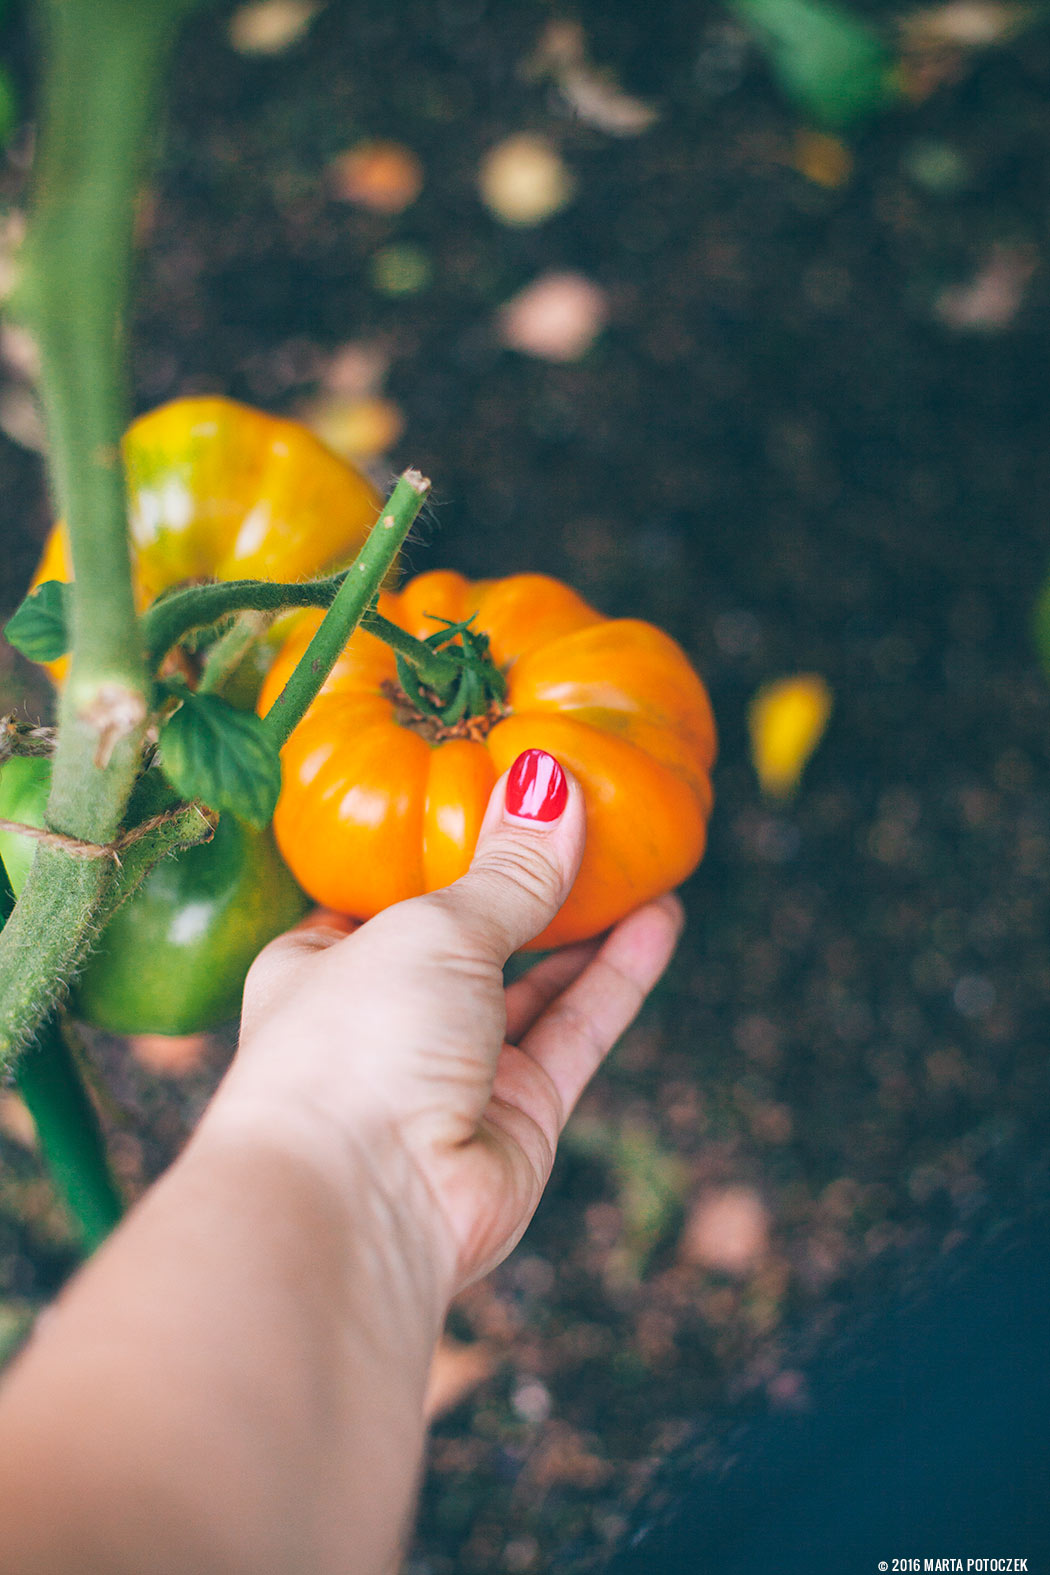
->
[2,1,1050,1570]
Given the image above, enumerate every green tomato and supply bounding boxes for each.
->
[0,757,48,896]
[0,756,308,1036]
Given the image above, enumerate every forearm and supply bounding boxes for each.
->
[0,1112,449,1575]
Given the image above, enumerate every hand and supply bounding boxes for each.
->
[0,749,684,1575]
[212,749,684,1295]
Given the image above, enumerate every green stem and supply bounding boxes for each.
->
[262,470,431,751]
[0,0,205,1065]
[142,576,344,671]
[15,1018,124,1253]
[195,611,273,696]
[0,881,122,1254]
[21,0,202,842]
[141,574,461,693]
[359,610,461,690]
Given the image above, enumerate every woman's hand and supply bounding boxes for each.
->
[0,748,684,1575]
[216,748,683,1295]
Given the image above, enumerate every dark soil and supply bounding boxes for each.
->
[3,1,1050,1570]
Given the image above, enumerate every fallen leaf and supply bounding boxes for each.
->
[228,0,319,54]
[898,1,1033,98]
[527,20,659,137]
[934,243,1036,330]
[792,129,854,188]
[329,141,423,214]
[370,243,431,297]
[748,674,833,797]
[298,393,404,462]
[479,134,575,227]
[499,271,608,361]
[319,340,391,399]
[558,67,659,136]
[900,0,1031,47]
[680,1185,771,1275]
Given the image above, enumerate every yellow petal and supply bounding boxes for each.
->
[749,675,833,797]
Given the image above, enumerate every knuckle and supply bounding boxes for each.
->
[543,994,605,1061]
[596,954,646,1017]
[473,840,565,909]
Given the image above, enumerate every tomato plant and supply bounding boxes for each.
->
[261,569,717,948]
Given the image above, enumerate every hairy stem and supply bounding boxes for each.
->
[141,574,460,692]
[195,612,273,696]
[0,0,204,1059]
[0,801,213,1070]
[262,470,432,751]
[359,610,462,689]
[21,0,201,840]
[141,575,347,671]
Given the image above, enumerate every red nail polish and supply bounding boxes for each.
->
[505,749,568,822]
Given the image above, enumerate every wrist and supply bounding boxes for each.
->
[194,1081,458,1336]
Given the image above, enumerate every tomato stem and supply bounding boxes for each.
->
[195,611,272,696]
[141,585,472,700]
[261,470,431,751]
[141,580,508,723]
[368,613,506,722]
[141,575,342,672]
[360,610,462,691]
[0,0,213,1067]
[0,880,122,1255]
[22,0,206,844]
[15,1016,125,1253]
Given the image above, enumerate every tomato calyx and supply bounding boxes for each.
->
[373,611,509,742]
[382,677,506,743]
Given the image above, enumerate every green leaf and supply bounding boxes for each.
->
[3,581,72,663]
[158,692,281,829]
[728,0,896,129]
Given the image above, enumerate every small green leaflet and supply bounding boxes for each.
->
[3,581,72,663]
[159,690,281,829]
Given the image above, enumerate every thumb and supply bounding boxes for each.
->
[439,748,585,961]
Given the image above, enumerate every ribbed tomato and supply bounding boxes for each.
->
[259,570,716,949]
[33,395,383,679]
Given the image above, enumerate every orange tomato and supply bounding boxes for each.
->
[259,570,716,949]
[33,395,383,678]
